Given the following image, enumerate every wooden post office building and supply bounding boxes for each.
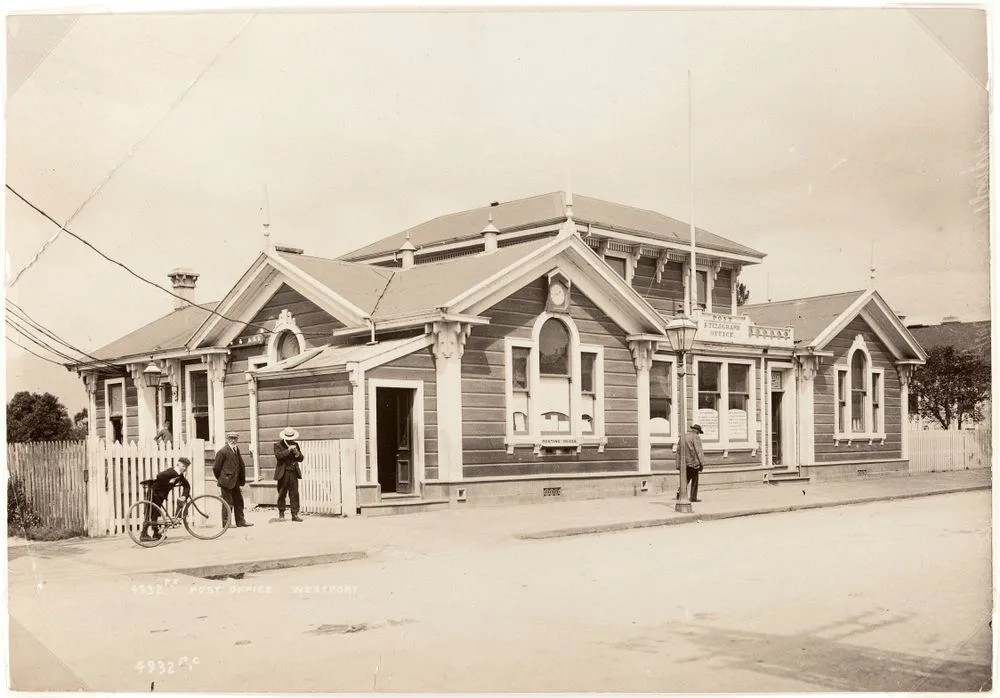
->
[70,192,926,514]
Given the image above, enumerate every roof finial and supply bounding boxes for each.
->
[565,175,574,220]
[869,240,876,290]
[262,184,274,252]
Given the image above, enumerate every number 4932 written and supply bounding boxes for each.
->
[135,657,199,674]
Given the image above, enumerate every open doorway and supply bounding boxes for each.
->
[375,387,416,495]
[768,366,796,467]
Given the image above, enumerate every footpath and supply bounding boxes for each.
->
[6,469,992,583]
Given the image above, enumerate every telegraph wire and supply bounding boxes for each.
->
[6,15,257,291]
[7,184,331,341]
[5,299,124,373]
[6,317,86,364]
[5,335,69,367]
[6,316,86,364]
[6,185,335,343]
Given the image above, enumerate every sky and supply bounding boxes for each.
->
[3,4,991,414]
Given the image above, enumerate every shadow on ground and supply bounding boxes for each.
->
[617,611,992,692]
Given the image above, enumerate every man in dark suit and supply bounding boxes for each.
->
[676,423,706,502]
[213,431,253,528]
[140,456,192,542]
[273,427,304,522]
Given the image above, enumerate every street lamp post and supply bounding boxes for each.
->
[665,314,698,514]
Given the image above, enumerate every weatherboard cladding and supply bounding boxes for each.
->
[366,348,439,481]
[460,276,639,478]
[813,316,902,463]
[632,256,684,315]
[225,284,346,467]
[255,376,353,481]
[341,192,765,262]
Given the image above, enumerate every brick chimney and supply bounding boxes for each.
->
[168,268,199,311]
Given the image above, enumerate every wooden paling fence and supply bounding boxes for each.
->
[297,439,355,516]
[909,429,992,474]
[88,439,206,536]
[7,440,88,532]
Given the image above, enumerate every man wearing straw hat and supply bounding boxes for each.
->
[273,427,305,522]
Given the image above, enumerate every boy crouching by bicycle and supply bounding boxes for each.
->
[141,456,193,542]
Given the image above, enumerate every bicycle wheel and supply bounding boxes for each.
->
[182,495,233,540]
[126,500,169,548]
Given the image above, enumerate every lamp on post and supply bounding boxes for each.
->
[142,360,163,390]
[664,313,698,513]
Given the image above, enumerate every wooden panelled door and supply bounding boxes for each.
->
[376,387,415,495]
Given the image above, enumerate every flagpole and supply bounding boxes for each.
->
[688,70,697,316]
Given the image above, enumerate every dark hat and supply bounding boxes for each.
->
[690,424,704,434]
[177,457,191,466]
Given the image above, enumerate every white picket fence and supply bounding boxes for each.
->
[909,429,992,474]
[87,438,206,537]
[297,439,355,516]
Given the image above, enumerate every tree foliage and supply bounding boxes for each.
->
[6,391,76,443]
[736,282,750,307]
[910,346,991,429]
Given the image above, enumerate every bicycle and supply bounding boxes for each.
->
[126,482,233,548]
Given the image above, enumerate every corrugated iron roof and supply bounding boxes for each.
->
[372,238,553,319]
[278,238,553,321]
[908,320,991,361]
[254,336,422,375]
[340,192,765,261]
[276,252,394,314]
[743,290,866,346]
[90,302,221,361]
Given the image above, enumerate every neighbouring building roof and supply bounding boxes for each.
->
[907,320,992,361]
[279,238,554,320]
[90,302,221,361]
[743,290,867,346]
[340,191,765,261]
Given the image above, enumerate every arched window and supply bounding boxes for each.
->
[851,350,867,432]
[504,312,606,448]
[276,330,301,362]
[539,319,570,376]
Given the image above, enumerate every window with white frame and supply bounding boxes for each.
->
[833,335,886,440]
[106,378,125,443]
[504,314,605,449]
[695,270,709,310]
[159,382,174,432]
[188,368,211,442]
[650,357,676,439]
[694,358,755,448]
[605,256,627,280]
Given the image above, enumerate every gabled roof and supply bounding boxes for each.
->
[744,291,865,346]
[745,289,926,362]
[89,302,220,362]
[255,335,428,377]
[274,252,393,315]
[908,320,991,361]
[340,191,765,261]
[275,239,554,321]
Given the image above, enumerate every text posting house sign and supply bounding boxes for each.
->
[696,313,794,348]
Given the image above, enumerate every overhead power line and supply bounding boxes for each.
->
[6,15,256,291]
[6,335,69,367]
[6,185,336,348]
[6,299,123,373]
[6,316,86,364]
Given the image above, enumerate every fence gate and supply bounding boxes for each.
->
[297,439,354,515]
[87,438,206,537]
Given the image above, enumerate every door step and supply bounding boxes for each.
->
[766,470,811,485]
[360,498,450,517]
